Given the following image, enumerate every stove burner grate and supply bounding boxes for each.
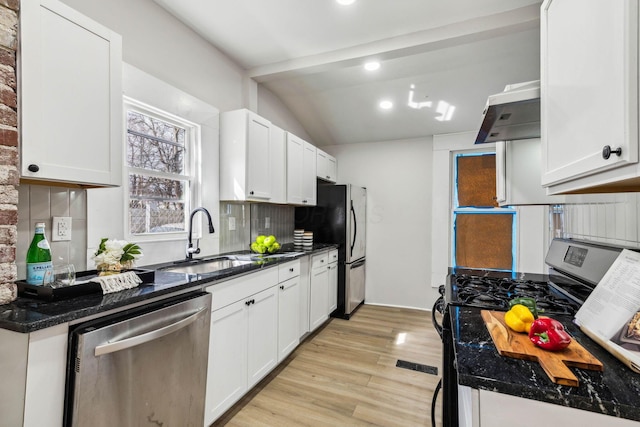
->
[450,274,582,315]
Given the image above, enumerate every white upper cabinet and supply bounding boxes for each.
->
[302,141,317,205]
[20,0,123,187]
[317,148,337,183]
[286,132,317,206]
[220,109,272,201]
[541,0,640,194]
[269,125,287,204]
[496,139,565,206]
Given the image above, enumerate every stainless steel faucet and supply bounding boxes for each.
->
[186,207,215,259]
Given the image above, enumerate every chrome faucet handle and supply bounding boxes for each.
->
[186,241,201,259]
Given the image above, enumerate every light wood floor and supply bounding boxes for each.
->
[213,304,443,427]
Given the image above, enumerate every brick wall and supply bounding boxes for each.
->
[0,0,18,304]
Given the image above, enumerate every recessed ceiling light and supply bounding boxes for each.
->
[379,100,393,110]
[364,61,380,71]
[336,0,356,5]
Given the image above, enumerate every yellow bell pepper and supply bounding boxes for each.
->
[504,304,535,333]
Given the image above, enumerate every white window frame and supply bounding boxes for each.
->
[123,96,202,243]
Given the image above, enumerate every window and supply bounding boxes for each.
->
[124,97,200,238]
[452,152,516,272]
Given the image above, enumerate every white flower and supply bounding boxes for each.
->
[92,238,143,269]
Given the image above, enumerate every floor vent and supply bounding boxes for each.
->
[396,360,438,375]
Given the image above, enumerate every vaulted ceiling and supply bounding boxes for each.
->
[154,0,542,146]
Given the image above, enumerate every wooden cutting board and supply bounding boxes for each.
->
[481,310,603,387]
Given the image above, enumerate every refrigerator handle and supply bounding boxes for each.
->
[350,200,357,257]
[94,307,207,356]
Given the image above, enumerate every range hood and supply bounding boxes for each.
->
[475,80,540,144]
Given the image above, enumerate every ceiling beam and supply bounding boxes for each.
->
[247,4,541,83]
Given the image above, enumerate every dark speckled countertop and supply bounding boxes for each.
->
[0,243,337,334]
[452,306,640,422]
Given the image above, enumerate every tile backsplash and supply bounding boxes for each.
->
[17,184,87,279]
[219,202,295,252]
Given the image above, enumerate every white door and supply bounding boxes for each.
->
[247,286,278,388]
[205,301,247,425]
[277,277,300,362]
[541,0,639,187]
[349,186,367,262]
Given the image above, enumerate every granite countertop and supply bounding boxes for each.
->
[453,306,640,422]
[0,243,337,334]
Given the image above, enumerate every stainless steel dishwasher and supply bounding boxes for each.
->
[64,291,212,427]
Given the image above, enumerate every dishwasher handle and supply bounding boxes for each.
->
[95,307,207,357]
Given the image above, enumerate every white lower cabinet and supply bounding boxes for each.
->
[328,249,338,314]
[477,388,640,427]
[204,269,278,425]
[277,260,301,362]
[309,251,330,331]
[299,255,311,337]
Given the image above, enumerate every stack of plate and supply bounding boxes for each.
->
[294,229,304,248]
[303,232,313,249]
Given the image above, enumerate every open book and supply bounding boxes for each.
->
[574,249,640,373]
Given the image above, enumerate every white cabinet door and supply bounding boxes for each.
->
[278,276,300,362]
[246,112,272,200]
[541,0,640,192]
[298,255,311,337]
[205,300,248,426]
[270,125,287,204]
[220,109,272,201]
[317,149,337,183]
[247,285,279,388]
[496,139,566,206]
[328,261,338,314]
[20,0,122,187]
[327,155,337,183]
[302,142,317,205]
[309,266,329,331]
[286,133,304,204]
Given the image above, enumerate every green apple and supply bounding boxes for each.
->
[263,235,276,247]
[256,235,266,244]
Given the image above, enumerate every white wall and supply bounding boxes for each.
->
[60,0,245,113]
[325,138,438,311]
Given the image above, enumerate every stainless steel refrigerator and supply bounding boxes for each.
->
[295,184,366,319]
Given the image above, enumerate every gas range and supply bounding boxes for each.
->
[446,270,586,316]
[434,238,627,427]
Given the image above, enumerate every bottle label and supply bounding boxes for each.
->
[27,262,53,285]
[37,240,50,250]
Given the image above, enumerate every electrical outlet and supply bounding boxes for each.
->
[265,217,270,229]
[52,216,72,241]
[228,216,236,231]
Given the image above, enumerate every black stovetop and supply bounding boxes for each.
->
[446,268,593,317]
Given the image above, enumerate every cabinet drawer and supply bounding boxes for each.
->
[328,249,338,264]
[278,260,300,282]
[311,252,329,270]
[206,268,278,311]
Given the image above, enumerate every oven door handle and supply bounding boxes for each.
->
[432,296,444,340]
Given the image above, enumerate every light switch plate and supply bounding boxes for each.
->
[52,216,72,241]
[228,216,236,231]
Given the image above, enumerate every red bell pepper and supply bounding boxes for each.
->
[528,317,572,351]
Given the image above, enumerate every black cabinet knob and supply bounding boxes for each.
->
[245,300,251,306]
[27,164,39,172]
[602,145,622,160]
[249,191,254,195]
[289,268,294,272]
[280,285,284,290]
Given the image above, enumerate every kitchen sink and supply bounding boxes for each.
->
[159,252,304,275]
[160,256,255,275]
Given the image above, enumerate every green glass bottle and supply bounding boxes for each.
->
[26,222,53,285]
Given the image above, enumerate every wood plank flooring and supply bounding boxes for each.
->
[212,304,443,427]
